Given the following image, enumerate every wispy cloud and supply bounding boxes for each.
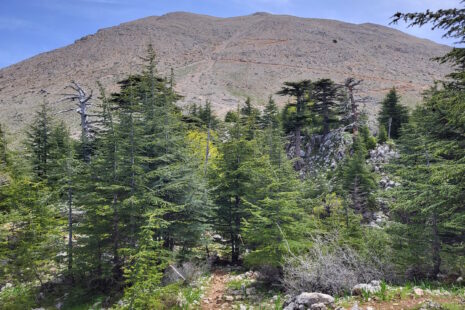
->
[0,17,35,30]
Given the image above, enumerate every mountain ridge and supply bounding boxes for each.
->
[0,11,451,135]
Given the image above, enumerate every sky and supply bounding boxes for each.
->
[0,0,462,69]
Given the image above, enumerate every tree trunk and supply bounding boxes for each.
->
[388,117,392,140]
[323,106,330,136]
[67,181,73,274]
[431,212,441,278]
[204,123,211,176]
[232,195,241,264]
[348,87,358,136]
[112,196,122,281]
[294,126,302,169]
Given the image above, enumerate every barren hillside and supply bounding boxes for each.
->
[0,12,451,134]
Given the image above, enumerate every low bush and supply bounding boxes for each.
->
[283,236,386,296]
[0,284,36,310]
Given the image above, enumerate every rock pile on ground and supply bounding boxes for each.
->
[368,144,399,171]
[351,280,381,296]
[283,292,335,310]
[419,299,444,310]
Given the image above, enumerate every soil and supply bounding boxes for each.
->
[201,270,231,310]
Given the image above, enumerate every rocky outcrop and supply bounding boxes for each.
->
[288,128,352,175]
[283,292,334,310]
[368,143,399,173]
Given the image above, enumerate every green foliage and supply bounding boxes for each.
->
[377,88,409,139]
[0,284,36,310]
[388,85,465,278]
[342,138,376,220]
[25,102,54,180]
[4,25,465,307]
[0,124,7,166]
[309,78,345,135]
[188,100,220,129]
[392,4,465,88]
[0,171,61,285]
[360,125,377,150]
[378,125,388,144]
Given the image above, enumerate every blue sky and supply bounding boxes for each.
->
[0,0,462,68]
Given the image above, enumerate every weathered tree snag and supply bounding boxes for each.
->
[344,78,363,137]
[60,81,95,163]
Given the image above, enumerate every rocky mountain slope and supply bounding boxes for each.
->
[0,12,451,134]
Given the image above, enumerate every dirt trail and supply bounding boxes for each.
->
[201,270,231,310]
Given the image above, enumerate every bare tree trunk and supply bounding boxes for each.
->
[344,78,362,138]
[61,82,94,163]
[204,122,211,176]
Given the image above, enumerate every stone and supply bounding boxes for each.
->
[351,281,381,295]
[414,287,424,296]
[419,299,444,310]
[240,304,247,310]
[366,307,374,310]
[1,283,12,291]
[351,302,360,310]
[283,302,296,310]
[246,287,256,295]
[311,302,327,310]
[230,289,241,296]
[456,276,463,283]
[295,292,335,306]
[224,295,234,302]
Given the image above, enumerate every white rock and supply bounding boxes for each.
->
[246,287,256,295]
[295,292,334,306]
[414,287,424,296]
[311,302,327,310]
[225,295,234,301]
[352,282,381,295]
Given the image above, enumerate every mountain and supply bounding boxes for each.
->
[0,12,451,135]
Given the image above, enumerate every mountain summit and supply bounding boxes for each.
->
[0,12,450,133]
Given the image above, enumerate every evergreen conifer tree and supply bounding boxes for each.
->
[377,88,408,139]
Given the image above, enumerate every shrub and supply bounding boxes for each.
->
[162,261,207,285]
[256,265,282,285]
[0,284,36,310]
[282,236,385,296]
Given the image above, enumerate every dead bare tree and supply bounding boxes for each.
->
[344,78,365,136]
[59,81,97,163]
